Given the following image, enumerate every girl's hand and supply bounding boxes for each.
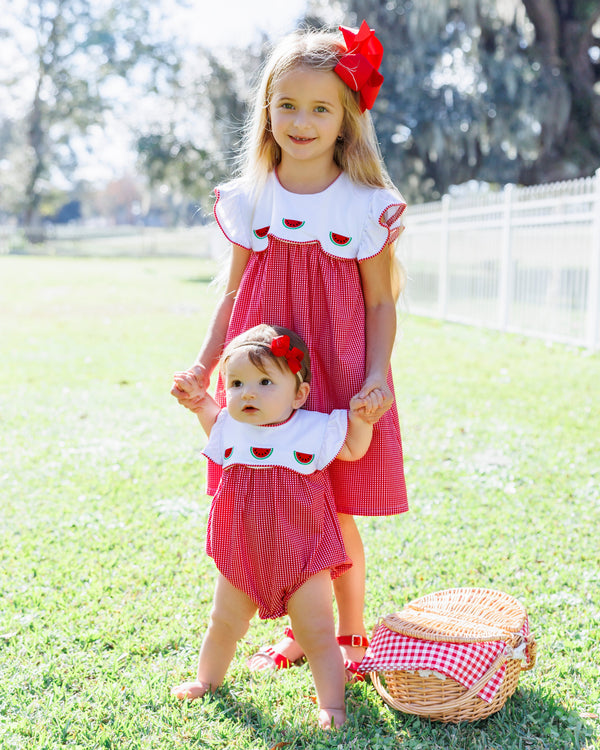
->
[171,365,210,413]
[350,379,393,424]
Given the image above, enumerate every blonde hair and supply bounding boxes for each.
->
[239,27,406,298]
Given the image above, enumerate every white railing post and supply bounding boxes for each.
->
[585,168,600,350]
[498,183,514,331]
[438,194,450,318]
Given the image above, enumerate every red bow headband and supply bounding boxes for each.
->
[271,335,305,375]
[334,20,384,112]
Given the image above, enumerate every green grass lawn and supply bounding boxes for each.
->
[1,256,599,749]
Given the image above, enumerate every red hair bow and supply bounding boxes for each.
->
[335,20,384,112]
[271,335,304,375]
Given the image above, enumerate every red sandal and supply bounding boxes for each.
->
[337,634,369,683]
[247,627,304,671]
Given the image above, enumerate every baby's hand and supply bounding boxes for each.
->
[350,389,385,422]
[171,365,209,413]
[351,379,393,424]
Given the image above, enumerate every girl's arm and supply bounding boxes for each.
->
[171,244,251,411]
[353,245,397,424]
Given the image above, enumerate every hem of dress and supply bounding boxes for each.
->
[337,502,409,517]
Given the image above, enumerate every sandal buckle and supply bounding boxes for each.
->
[351,634,365,648]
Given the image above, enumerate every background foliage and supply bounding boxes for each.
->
[2,0,600,225]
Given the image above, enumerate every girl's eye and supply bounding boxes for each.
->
[315,105,328,113]
[281,102,294,109]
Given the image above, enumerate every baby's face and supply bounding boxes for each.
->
[224,350,303,426]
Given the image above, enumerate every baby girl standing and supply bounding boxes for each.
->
[172,20,409,677]
[172,324,378,728]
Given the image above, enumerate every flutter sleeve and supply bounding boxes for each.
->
[316,409,349,470]
[213,180,253,250]
[357,188,407,261]
[201,409,227,465]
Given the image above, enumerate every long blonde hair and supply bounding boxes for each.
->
[239,27,405,297]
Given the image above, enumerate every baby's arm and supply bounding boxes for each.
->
[336,394,379,462]
[172,374,220,437]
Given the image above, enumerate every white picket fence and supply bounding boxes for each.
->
[399,168,600,350]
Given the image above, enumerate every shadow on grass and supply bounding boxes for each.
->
[173,682,597,749]
[183,688,319,749]
[360,684,597,750]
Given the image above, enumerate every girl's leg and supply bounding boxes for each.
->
[246,626,304,670]
[333,514,368,666]
[172,573,257,699]
[287,570,346,730]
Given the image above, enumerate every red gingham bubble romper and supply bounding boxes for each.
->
[210,170,409,517]
[203,408,352,619]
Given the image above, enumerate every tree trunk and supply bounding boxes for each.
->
[520,0,600,183]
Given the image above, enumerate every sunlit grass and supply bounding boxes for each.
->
[1,256,599,749]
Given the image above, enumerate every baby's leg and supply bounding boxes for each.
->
[287,571,346,730]
[172,574,257,700]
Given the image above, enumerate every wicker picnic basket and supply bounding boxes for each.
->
[370,588,536,723]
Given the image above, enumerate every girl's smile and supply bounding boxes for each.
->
[269,68,345,174]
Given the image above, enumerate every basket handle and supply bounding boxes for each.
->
[371,649,509,715]
[521,637,537,671]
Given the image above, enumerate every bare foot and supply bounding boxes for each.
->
[171,681,211,700]
[318,706,346,730]
[247,633,304,672]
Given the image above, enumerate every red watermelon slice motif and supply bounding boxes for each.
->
[250,446,273,460]
[224,447,233,459]
[253,226,269,238]
[282,218,305,229]
[294,451,315,465]
[330,232,351,246]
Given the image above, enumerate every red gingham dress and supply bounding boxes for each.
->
[210,171,409,517]
[203,409,352,619]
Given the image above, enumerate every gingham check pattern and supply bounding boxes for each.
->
[206,232,408,517]
[360,617,530,702]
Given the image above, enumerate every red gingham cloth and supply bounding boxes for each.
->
[360,617,530,702]
[206,463,351,620]
[206,235,408,517]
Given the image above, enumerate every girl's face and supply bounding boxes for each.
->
[269,67,345,171]
[224,349,309,426]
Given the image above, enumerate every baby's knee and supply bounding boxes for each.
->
[293,620,336,658]
[208,603,251,643]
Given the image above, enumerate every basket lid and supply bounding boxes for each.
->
[383,587,527,644]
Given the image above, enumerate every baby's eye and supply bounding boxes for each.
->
[259,378,272,386]
[230,380,243,388]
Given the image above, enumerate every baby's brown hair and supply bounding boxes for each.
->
[221,324,311,388]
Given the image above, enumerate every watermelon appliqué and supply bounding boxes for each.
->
[330,232,351,246]
[253,226,269,238]
[294,451,315,465]
[282,218,305,229]
[250,447,273,460]
[224,447,233,459]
